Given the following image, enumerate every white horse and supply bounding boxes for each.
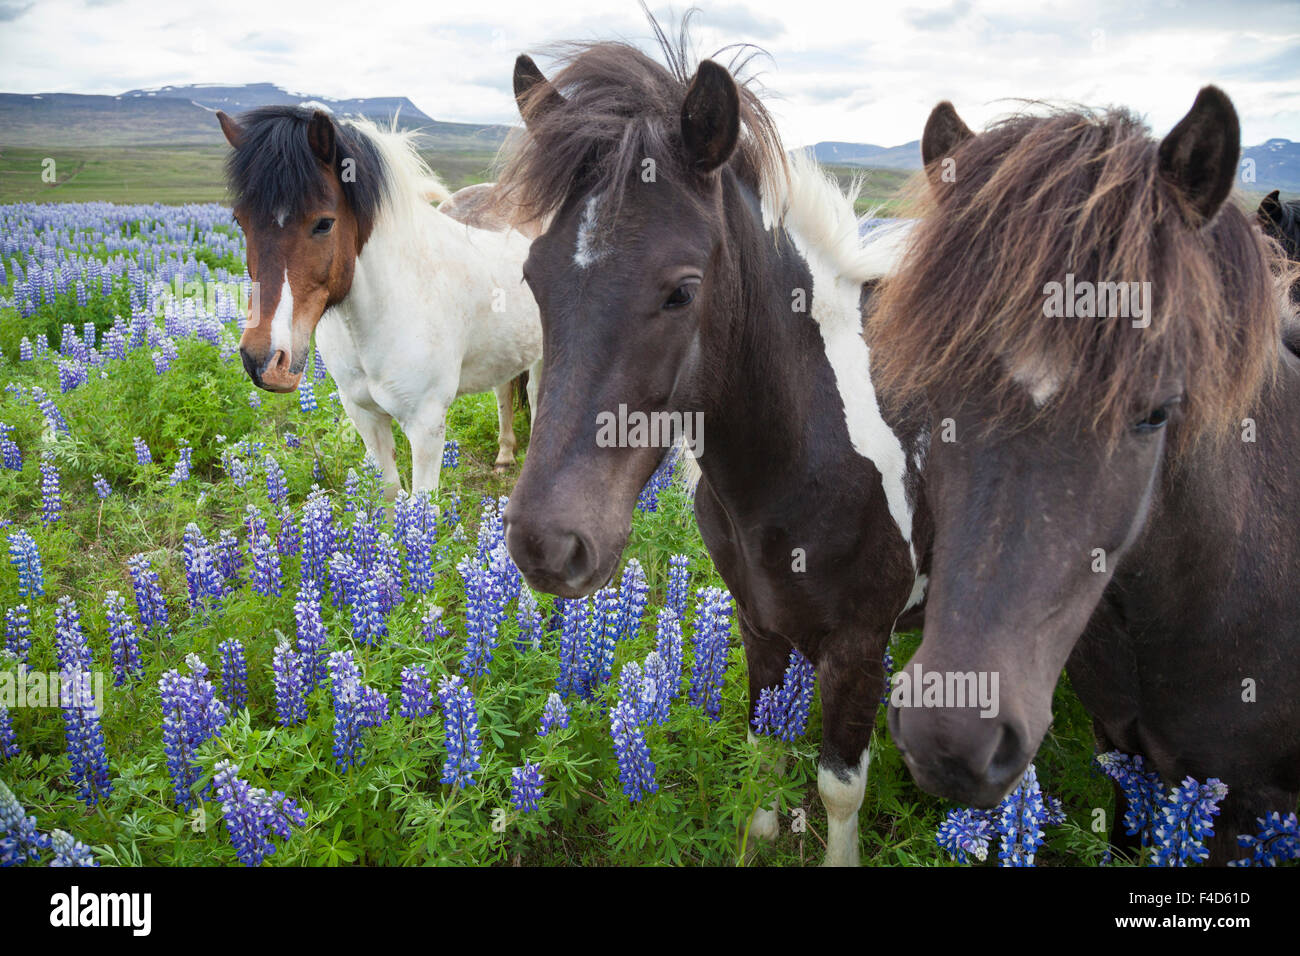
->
[218,105,541,495]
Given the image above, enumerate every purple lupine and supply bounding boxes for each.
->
[555,598,588,699]
[39,455,61,526]
[510,761,544,812]
[666,554,690,618]
[584,586,620,693]
[421,604,451,644]
[159,657,227,809]
[610,699,657,802]
[294,583,329,692]
[214,529,243,589]
[276,505,300,557]
[328,550,360,608]
[249,532,283,596]
[399,665,435,719]
[3,605,32,662]
[937,809,994,863]
[327,650,387,770]
[539,692,569,737]
[350,509,379,569]
[103,591,143,686]
[60,668,112,809]
[272,641,308,726]
[515,588,544,651]
[642,651,671,725]
[0,778,50,865]
[212,759,308,867]
[458,551,506,677]
[299,489,335,584]
[0,422,22,471]
[441,439,460,469]
[248,390,262,409]
[653,609,683,705]
[1233,812,1300,867]
[635,446,678,512]
[688,587,733,721]
[751,650,816,741]
[438,674,482,788]
[92,473,111,499]
[1150,777,1229,867]
[264,454,287,507]
[219,639,248,714]
[133,436,152,466]
[349,571,388,646]
[298,379,317,413]
[8,531,45,598]
[400,492,438,594]
[127,553,168,631]
[616,660,653,725]
[181,523,224,613]
[0,705,18,758]
[31,387,69,434]
[615,559,649,640]
[244,504,268,542]
[167,442,193,485]
[49,830,98,867]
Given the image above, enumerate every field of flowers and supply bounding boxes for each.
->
[4,200,1285,868]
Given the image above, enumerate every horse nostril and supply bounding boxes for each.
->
[269,349,290,373]
[558,532,595,587]
[240,348,260,382]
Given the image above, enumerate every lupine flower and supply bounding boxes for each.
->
[421,604,451,643]
[212,759,308,866]
[0,705,18,759]
[641,652,672,725]
[1232,812,1300,867]
[687,587,733,720]
[539,692,569,737]
[515,588,544,651]
[264,454,287,506]
[1150,777,1228,867]
[996,763,1050,866]
[92,473,111,499]
[610,699,657,802]
[350,509,379,569]
[511,761,544,812]
[0,778,50,865]
[3,605,32,662]
[167,442,193,485]
[8,530,44,598]
[1095,751,1167,848]
[399,665,434,719]
[458,550,508,677]
[0,422,22,471]
[133,436,152,466]
[127,553,168,631]
[30,387,69,433]
[616,559,649,641]
[556,598,588,699]
[298,379,317,413]
[442,439,460,469]
[248,390,262,409]
[103,591,143,686]
[272,641,308,726]
[299,489,336,584]
[652,609,683,705]
[400,492,438,593]
[937,809,994,863]
[181,523,224,613]
[294,583,328,692]
[584,587,619,693]
[327,650,388,770]
[39,455,61,526]
[666,554,690,618]
[249,532,283,596]
[219,639,248,714]
[214,529,243,588]
[350,571,388,646]
[159,658,227,808]
[277,505,300,557]
[438,674,482,787]
[636,446,678,512]
[750,650,816,741]
[49,830,98,867]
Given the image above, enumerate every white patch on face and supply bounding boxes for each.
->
[786,229,915,558]
[275,209,288,229]
[269,269,294,358]
[1008,355,1063,407]
[573,194,604,268]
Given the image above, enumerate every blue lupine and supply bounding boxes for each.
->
[298,379,317,413]
[511,761,544,812]
[214,529,243,588]
[584,586,619,693]
[272,641,308,726]
[399,665,434,719]
[349,571,388,646]
[751,650,816,741]
[54,596,92,672]
[400,492,438,594]
[133,436,152,466]
[92,473,111,499]
[539,692,569,737]
[212,759,308,867]
[937,809,994,863]
[0,705,18,758]
[181,523,224,613]
[1150,777,1228,867]
[515,587,544,651]
[1095,751,1167,848]
[219,639,248,714]
[0,422,22,471]
[127,553,168,631]
[294,583,328,692]
[641,651,672,725]
[327,650,388,770]
[276,505,300,557]
[610,699,657,802]
[666,553,690,618]
[635,446,678,512]
[556,598,588,699]
[438,674,482,788]
[159,658,227,809]
[0,778,50,865]
[3,605,32,662]
[31,387,69,433]
[299,489,335,584]
[49,830,98,867]
[264,454,287,506]
[39,455,62,526]
[996,763,1050,867]
[616,558,649,641]
[248,389,262,409]
[1232,812,1300,867]
[250,532,283,596]
[8,530,45,598]
[103,590,143,686]
[653,609,683,705]
[167,441,193,485]
[688,587,733,720]
[421,604,451,643]
[329,550,360,608]
[442,439,460,469]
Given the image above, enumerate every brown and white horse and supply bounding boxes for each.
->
[217,106,542,494]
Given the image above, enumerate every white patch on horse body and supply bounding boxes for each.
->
[903,572,928,612]
[269,269,294,357]
[1008,355,1063,406]
[819,749,870,867]
[573,193,604,268]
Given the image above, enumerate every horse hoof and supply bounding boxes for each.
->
[493,462,511,474]
[749,807,780,843]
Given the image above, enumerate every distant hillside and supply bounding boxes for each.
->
[1243,138,1300,193]
[0,82,512,151]
[809,140,922,171]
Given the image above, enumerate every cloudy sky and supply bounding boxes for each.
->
[1,0,1297,148]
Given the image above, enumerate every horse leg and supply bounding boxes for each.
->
[493,381,517,471]
[405,396,451,495]
[817,631,888,867]
[337,395,401,500]
[742,623,792,848]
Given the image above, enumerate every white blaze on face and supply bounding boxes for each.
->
[269,269,295,361]
[573,194,604,268]
[1008,354,1063,407]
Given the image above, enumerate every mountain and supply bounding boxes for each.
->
[0,83,511,151]
[1242,139,1300,193]
[809,140,923,170]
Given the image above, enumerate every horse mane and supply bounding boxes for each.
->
[224,105,449,237]
[871,106,1289,448]
[495,15,787,239]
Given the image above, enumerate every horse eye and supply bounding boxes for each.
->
[313,218,335,235]
[1135,404,1171,432]
[663,280,699,310]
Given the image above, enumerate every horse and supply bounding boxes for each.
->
[216,106,543,495]
[872,87,1300,863]
[495,29,930,866]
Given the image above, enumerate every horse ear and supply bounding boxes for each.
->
[216,110,244,149]
[1157,86,1239,226]
[681,60,740,174]
[514,54,564,126]
[921,101,973,188]
[1259,189,1283,226]
[306,110,337,166]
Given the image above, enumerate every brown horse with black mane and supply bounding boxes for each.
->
[873,87,1300,863]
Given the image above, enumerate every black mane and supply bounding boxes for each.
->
[224,105,388,235]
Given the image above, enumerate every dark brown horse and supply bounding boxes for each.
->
[873,87,1300,863]
[496,29,930,865]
